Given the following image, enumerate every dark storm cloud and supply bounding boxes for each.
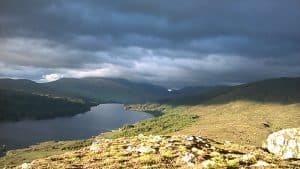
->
[0,0,299,87]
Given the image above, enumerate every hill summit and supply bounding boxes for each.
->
[16,134,300,169]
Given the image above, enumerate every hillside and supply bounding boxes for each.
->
[44,77,170,103]
[0,79,53,94]
[0,78,171,104]
[0,79,89,103]
[120,77,300,146]
[207,77,300,104]
[0,89,91,121]
[0,78,171,121]
[169,85,229,97]
[162,77,300,105]
[6,135,300,169]
[0,79,93,121]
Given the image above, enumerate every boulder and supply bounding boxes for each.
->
[262,128,300,159]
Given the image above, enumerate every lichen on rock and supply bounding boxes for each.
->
[262,128,300,159]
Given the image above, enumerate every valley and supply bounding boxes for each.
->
[0,77,299,168]
[0,78,173,121]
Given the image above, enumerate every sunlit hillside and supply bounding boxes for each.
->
[116,77,300,146]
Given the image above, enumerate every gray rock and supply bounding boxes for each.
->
[21,163,30,169]
[262,128,300,159]
[181,153,195,165]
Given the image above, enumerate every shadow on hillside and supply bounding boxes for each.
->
[160,78,300,106]
[164,96,300,106]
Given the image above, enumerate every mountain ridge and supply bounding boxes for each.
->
[161,77,300,105]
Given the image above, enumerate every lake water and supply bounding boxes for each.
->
[0,104,153,149]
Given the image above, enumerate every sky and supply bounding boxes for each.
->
[0,0,299,87]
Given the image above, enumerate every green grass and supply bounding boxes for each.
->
[109,99,300,147]
[117,78,300,146]
[0,139,92,168]
[103,104,199,138]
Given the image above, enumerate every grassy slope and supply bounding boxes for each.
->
[110,102,300,146]
[108,77,300,146]
[174,101,300,146]
[206,77,300,104]
[13,135,300,169]
[103,104,199,138]
[174,77,300,145]
[0,139,92,168]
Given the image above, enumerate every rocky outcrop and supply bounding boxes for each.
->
[13,134,300,169]
[263,128,300,159]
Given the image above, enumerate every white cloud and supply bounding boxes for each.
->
[40,73,64,82]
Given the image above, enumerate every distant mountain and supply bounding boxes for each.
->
[44,77,170,103]
[0,78,171,103]
[0,78,53,94]
[162,77,300,105]
[0,78,89,103]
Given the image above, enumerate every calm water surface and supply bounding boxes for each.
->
[0,104,152,149]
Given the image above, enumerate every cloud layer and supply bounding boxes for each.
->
[0,0,299,87]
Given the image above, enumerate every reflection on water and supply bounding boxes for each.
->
[0,104,152,149]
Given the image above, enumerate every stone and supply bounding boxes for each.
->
[89,143,99,151]
[181,153,195,164]
[12,134,300,168]
[186,136,195,141]
[136,146,156,154]
[21,163,30,169]
[262,128,300,159]
[125,146,135,153]
[150,135,162,143]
